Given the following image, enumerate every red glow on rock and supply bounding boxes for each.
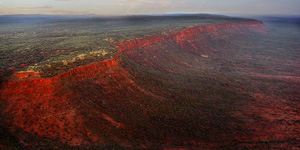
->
[19,64,29,68]
[117,21,266,53]
[12,72,41,79]
[0,55,121,145]
[0,21,269,147]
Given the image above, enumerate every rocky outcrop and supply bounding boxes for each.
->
[0,55,120,145]
[0,20,268,148]
[117,21,266,52]
[120,21,266,73]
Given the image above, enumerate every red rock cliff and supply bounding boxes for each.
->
[0,20,267,147]
[0,54,120,145]
[117,21,266,52]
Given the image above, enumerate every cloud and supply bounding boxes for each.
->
[98,3,134,7]
[44,9,91,14]
[0,8,15,14]
[0,6,55,14]
[177,1,186,5]
[258,3,270,8]
[0,7,92,15]
[19,6,54,10]
[56,0,73,1]
[118,0,172,7]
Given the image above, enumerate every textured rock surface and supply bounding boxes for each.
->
[2,20,298,149]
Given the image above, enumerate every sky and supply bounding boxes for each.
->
[0,0,299,16]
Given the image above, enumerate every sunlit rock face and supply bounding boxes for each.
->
[3,20,292,149]
[117,21,266,52]
[121,21,266,73]
[1,55,120,145]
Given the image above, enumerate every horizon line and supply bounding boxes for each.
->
[1,12,300,17]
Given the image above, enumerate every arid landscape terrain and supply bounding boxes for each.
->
[0,14,299,149]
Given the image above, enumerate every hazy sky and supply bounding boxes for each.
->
[0,0,299,15]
